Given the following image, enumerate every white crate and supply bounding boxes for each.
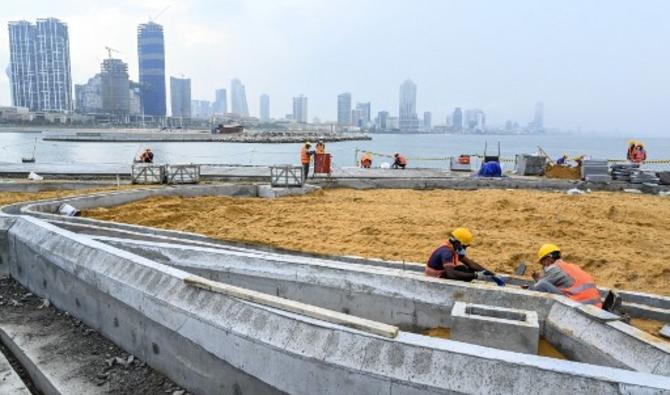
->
[131,164,165,184]
[166,164,201,184]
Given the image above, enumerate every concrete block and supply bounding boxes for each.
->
[258,184,321,199]
[661,325,670,340]
[450,302,540,354]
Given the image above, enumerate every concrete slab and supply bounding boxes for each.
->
[0,346,30,395]
[0,322,97,394]
[257,184,321,198]
[450,302,540,354]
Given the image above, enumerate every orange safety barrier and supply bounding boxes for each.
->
[458,155,471,165]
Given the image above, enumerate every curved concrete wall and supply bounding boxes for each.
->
[2,217,669,393]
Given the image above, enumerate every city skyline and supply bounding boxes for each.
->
[1,1,669,134]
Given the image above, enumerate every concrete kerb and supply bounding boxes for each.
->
[4,216,670,394]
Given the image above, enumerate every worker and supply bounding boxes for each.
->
[392,153,407,169]
[315,140,326,155]
[529,244,602,308]
[556,154,568,166]
[138,148,154,163]
[626,140,637,161]
[574,155,585,167]
[632,143,647,164]
[425,228,494,282]
[360,151,373,168]
[300,142,313,180]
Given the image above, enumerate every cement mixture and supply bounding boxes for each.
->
[85,188,670,296]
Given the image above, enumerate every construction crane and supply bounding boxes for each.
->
[105,46,120,59]
[150,4,172,22]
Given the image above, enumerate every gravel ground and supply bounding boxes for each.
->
[0,276,189,395]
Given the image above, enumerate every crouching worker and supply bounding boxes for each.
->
[529,244,602,308]
[425,228,492,282]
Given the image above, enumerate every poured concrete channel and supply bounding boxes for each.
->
[1,217,669,394]
[2,185,670,393]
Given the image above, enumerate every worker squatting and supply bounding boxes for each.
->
[426,228,603,308]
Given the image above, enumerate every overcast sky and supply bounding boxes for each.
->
[1,0,669,135]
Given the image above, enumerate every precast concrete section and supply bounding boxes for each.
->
[2,216,670,394]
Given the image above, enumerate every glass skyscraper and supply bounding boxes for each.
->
[137,22,166,117]
[399,79,419,133]
[8,18,72,112]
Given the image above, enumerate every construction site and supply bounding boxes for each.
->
[0,156,669,394]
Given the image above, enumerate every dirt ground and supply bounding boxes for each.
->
[0,277,186,394]
[85,188,670,296]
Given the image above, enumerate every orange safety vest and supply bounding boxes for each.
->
[316,144,325,154]
[626,146,635,161]
[425,243,459,278]
[300,147,311,164]
[632,148,646,163]
[556,261,602,308]
[397,155,407,165]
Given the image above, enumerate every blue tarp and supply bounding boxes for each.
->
[477,161,502,177]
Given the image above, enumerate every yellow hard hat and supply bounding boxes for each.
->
[637,142,644,148]
[628,140,636,146]
[451,227,473,246]
[562,153,568,158]
[537,243,560,262]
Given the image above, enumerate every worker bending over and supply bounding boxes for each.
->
[556,154,568,166]
[315,140,326,155]
[392,153,407,169]
[529,244,602,308]
[360,152,373,168]
[425,228,492,282]
[300,142,313,180]
[138,148,154,163]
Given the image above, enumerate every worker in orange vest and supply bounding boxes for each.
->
[425,228,494,282]
[315,140,326,155]
[626,140,637,161]
[632,143,647,164]
[392,153,407,169]
[529,244,602,308]
[300,142,313,180]
[360,152,373,168]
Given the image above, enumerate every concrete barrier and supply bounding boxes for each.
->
[3,216,669,394]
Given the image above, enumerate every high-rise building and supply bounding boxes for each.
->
[533,101,544,130]
[138,22,166,117]
[214,89,227,113]
[423,111,432,131]
[376,111,389,130]
[170,76,191,118]
[337,92,352,125]
[230,78,249,116]
[191,100,212,119]
[75,75,102,113]
[292,95,308,123]
[101,58,130,114]
[452,107,463,131]
[8,18,73,112]
[259,94,270,121]
[399,79,419,133]
[354,102,371,127]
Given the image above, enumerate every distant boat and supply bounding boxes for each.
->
[22,138,37,163]
[211,124,244,134]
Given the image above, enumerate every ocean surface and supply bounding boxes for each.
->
[0,131,668,170]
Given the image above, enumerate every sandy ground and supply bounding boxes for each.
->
[85,188,670,296]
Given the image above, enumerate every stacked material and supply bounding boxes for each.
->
[629,169,660,184]
[515,154,547,176]
[657,171,670,185]
[580,159,611,182]
[611,163,639,182]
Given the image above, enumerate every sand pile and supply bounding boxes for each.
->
[544,165,581,179]
[86,188,670,296]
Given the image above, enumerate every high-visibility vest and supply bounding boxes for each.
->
[556,261,602,308]
[300,147,311,164]
[397,155,407,165]
[632,148,647,163]
[425,243,459,278]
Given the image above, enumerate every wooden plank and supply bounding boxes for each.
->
[183,275,399,338]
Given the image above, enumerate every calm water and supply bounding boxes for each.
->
[1,131,668,170]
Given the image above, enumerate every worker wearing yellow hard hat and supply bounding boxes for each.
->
[425,227,504,285]
[528,244,602,308]
[627,140,637,161]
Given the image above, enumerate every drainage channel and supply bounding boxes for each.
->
[0,337,40,394]
[0,276,189,395]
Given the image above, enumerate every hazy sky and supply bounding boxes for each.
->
[1,0,669,135]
